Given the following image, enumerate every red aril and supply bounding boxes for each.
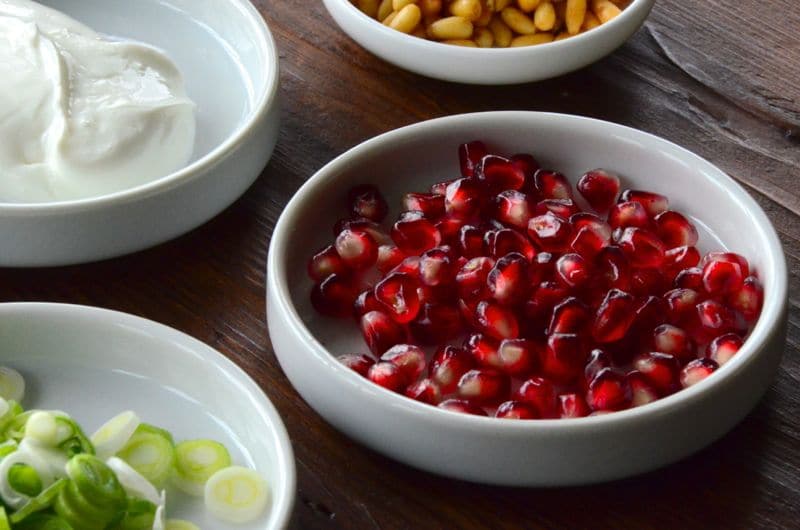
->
[456,256,495,300]
[430,178,457,197]
[458,141,488,178]
[360,310,407,355]
[557,393,589,418]
[334,218,391,245]
[594,245,631,291]
[665,246,701,276]
[701,252,750,277]
[476,155,526,193]
[335,228,378,269]
[308,245,347,282]
[390,256,421,276]
[652,324,695,362]
[528,211,572,252]
[510,153,540,181]
[592,289,636,343]
[555,253,591,288]
[534,169,573,200]
[496,338,538,376]
[627,371,659,407]
[353,289,383,317]
[548,297,590,334]
[516,377,558,418]
[541,333,585,384]
[381,344,426,384]
[680,358,718,388]
[337,353,376,377]
[695,299,737,337]
[587,368,631,411]
[429,345,475,394]
[402,192,446,218]
[376,244,405,275]
[375,272,421,324]
[633,352,680,395]
[445,178,485,219]
[618,227,666,268]
[458,225,485,258]
[608,201,650,230]
[391,211,441,255]
[494,190,532,229]
[702,258,744,296]
[435,215,466,245]
[409,303,463,344]
[523,281,570,326]
[664,288,702,324]
[367,362,408,392]
[487,252,530,305]
[577,169,620,213]
[438,399,487,416]
[584,348,611,385]
[347,184,388,222]
[418,246,456,287]
[674,267,704,290]
[464,332,501,369]
[570,225,610,259]
[495,400,539,419]
[406,379,443,405]
[535,198,580,219]
[457,369,511,405]
[619,189,669,217]
[490,228,536,261]
[706,333,743,366]
[630,295,668,335]
[311,274,357,317]
[630,268,667,297]
[728,276,763,323]
[475,300,520,340]
[655,211,698,248]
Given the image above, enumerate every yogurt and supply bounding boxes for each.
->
[0,0,196,203]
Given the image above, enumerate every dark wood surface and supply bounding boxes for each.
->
[3,0,799,528]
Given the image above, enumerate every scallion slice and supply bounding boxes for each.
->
[165,519,200,530]
[105,457,160,505]
[0,367,24,403]
[116,424,175,488]
[172,439,231,497]
[204,466,269,523]
[91,412,140,461]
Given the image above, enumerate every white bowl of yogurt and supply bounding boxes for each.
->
[0,0,280,266]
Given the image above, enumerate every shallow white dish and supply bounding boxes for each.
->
[322,0,655,84]
[1,0,280,266]
[0,303,295,528]
[267,111,788,486]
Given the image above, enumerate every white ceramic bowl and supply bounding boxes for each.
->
[322,0,654,84]
[0,303,295,528]
[1,0,279,266]
[267,111,788,486]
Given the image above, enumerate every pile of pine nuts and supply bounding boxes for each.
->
[352,0,629,47]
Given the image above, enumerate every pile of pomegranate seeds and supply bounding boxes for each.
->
[308,141,764,419]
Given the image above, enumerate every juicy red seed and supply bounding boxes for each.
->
[594,245,631,291]
[706,333,743,366]
[335,228,378,269]
[680,358,718,388]
[584,348,611,384]
[695,299,736,336]
[337,353,376,377]
[496,338,538,376]
[548,297,590,335]
[495,400,539,420]
[435,215,465,245]
[334,218,391,245]
[348,184,389,222]
[311,274,357,318]
[457,369,511,405]
[409,302,463,344]
[391,211,441,255]
[308,245,347,282]
[608,201,650,230]
[458,225,486,258]
[517,377,558,418]
[381,344,426,384]
[570,225,609,259]
[510,153,540,180]
[592,289,636,343]
[456,256,496,300]
[429,345,475,394]
[475,300,520,340]
[354,289,383,317]
[534,169,573,200]
[476,155,526,193]
[634,352,680,395]
[618,227,666,268]
[402,192,446,218]
[674,267,704,290]
[652,324,695,362]
[555,253,591,288]
[487,252,530,305]
[430,178,457,197]
[558,393,590,418]
[390,256,421,277]
[458,298,480,329]
[524,281,569,324]
[375,272,421,324]
[491,229,536,261]
[728,276,763,322]
[619,189,669,217]
[627,371,659,407]
[458,141,488,178]
[702,258,744,296]
[630,268,666,297]
[664,288,702,324]
[528,212,572,252]
[376,244,405,275]
[494,190,532,229]
[367,362,408,392]
[587,368,631,411]
[418,246,455,287]
[464,333,502,369]
[577,169,620,213]
[438,399,487,416]
[360,310,407,355]
[701,252,750,278]
[665,246,701,274]
[405,379,442,405]
[655,211,698,248]
[631,295,668,334]
[535,198,580,219]
[541,333,585,384]
[445,178,485,218]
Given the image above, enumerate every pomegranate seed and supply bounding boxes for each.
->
[517,377,558,418]
[381,344,426,384]
[435,215,465,244]
[587,368,631,411]
[701,252,750,278]
[592,289,636,343]
[652,324,695,362]
[490,229,536,261]
[391,211,441,255]
[706,333,743,366]
[664,288,702,324]
[510,153,540,181]
[548,297,590,334]
[458,298,480,329]
[665,246,701,275]
[360,310,407,355]
[594,245,631,291]
[577,169,620,213]
[524,281,569,325]
[630,295,667,335]
[464,333,501,369]
[630,268,667,297]
[375,272,421,324]
[409,303,463,344]
[334,218,392,245]
[728,276,763,323]
[335,228,378,269]
[308,245,347,282]
[429,345,475,393]
[554,253,590,289]
[418,246,455,287]
[402,192,445,218]
[680,358,718,388]
[389,256,421,277]
[445,178,485,219]
[674,267,704,290]
[496,338,538,376]
[430,178,457,197]
[634,352,680,395]
[458,225,485,258]
[528,212,572,252]
[541,333,585,384]
[456,256,495,300]
[337,353,376,377]
[367,362,408,392]
[487,253,530,305]
[627,371,659,407]
[495,400,539,419]
[608,201,650,230]
[535,198,580,219]
[475,300,520,340]
[558,393,590,418]
[457,369,511,405]
[695,299,736,337]
[570,223,611,259]
[702,257,744,296]
[618,227,666,268]
[438,399,487,416]
[655,211,698,248]
[406,378,442,405]
[534,169,573,200]
[584,348,611,384]
[376,244,405,275]
[311,274,357,317]
[348,184,388,222]
[476,155,526,193]
[354,289,383,317]
[458,141,488,178]
[494,190,532,229]
[619,189,668,217]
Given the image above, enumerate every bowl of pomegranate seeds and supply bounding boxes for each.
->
[267,112,787,485]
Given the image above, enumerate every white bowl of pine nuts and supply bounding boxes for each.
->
[322,0,654,84]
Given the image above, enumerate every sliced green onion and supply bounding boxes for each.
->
[172,439,231,497]
[9,478,67,525]
[25,412,59,447]
[165,520,200,530]
[0,440,17,459]
[0,367,25,403]
[105,457,160,505]
[0,506,10,530]
[0,443,54,510]
[108,498,157,530]
[18,440,68,482]
[53,417,94,458]
[116,424,175,488]
[204,466,270,523]
[54,454,127,530]
[91,411,140,461]
[13,514,74,530]
[1,404,28,442]
[8,462,42,497]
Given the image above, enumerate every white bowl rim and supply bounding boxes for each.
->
[0,301,297,527]
[328,0,654,55]
[268,110,788,433]
[0,0,279,215]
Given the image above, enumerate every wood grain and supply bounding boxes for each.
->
[1,0,798,528]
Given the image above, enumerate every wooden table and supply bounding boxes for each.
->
[3,0,798,528]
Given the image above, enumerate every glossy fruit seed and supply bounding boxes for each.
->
[655,211,699,248]
[608,201,650,230]
[577,169,620,213]
[680,358,718,388]
[494,190,532,229]
[475,300,520,340]
[495,400,539,419]
[360,310,407,355]
[348,184,388,222]
[555,253,591,288]
[445,178,485,219]
[706,333,743,366]
[456,256,495,300]
[405,378,443,405]
[558,393,590,418]
[337,353,376,377]
[438,399,487,416]
[587,368,631,411]
[457,369,511,405]
[548,297,590,335]
[541,333,585,384]
[409,303,463,344]
[528,211,571,252]
[476,155,526,193]
[402,192,446,218]
[592,289,636,343]
[702,258,744,296]
[375,272,421,324]
[729,276,764,322]
[487,252,530,306]
[652,324,695,362]
[619,189,669,217]
[391,211,441,256]
[335,228,378,269]
[429,345,476,394]
[464,332,502,369]
[618,227,666,268]
[674,267,704,290]
[627,371,659,407]
[311,274,357,318]
[534,169,573,200]
[458,141,487,178]
[367,362,408,392]
[308,245,347,282]
[516,377,557,418]
[633,352,680,395]
[491,228,536,261]
[381,344,426,384]
[353,289,383,317]
[496,338,538,376]
[376,244,405,275]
